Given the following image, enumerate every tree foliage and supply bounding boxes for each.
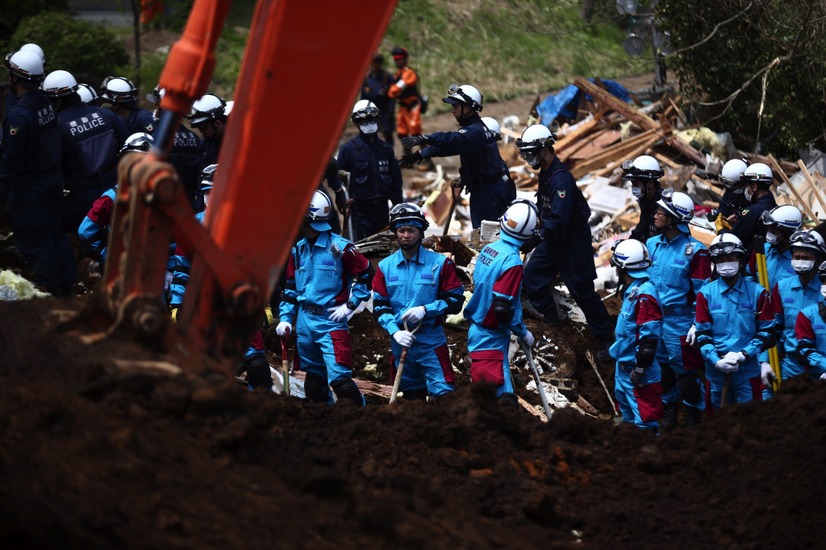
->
[0,0,69,42]
[10,12,130,86]
[659,0,826,155]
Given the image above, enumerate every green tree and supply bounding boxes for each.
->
[0,0,69,42]
[10,12,130,86]
[659,0,826,155]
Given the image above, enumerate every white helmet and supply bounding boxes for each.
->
[147,85,164,104]
[224,100,234,117]
[719,159,748,189]
[656,190,694,223]
[709,233,746,259]
[610,239,652,274]
[119,132,154,157]
[351,99,379,123]
[762,204,802,233]
[306,190,333,231]
[443,83,483,112]
[481,117,501,139]
[5,50,45,81]
[199,164,218,193]
[621,154,663,181]
[517,125,556,169]
[389,202,429,231]
[741,162,773,186]
[101,76,138,103]
[789,230,826,258]
[189,93,226,125]
[499,199,538,241]
[42,70,78,99]
[19,43,45,65]
[77,83,98,104]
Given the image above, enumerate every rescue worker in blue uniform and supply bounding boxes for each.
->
[400,84,515,228]
[101,76,154,134]
[337,100,403,241]
[463,199,537,406]
[646,190,711,429]
[622,155,664,243]
[608,239,664,431]
[762,230,826,390]
[372,203,465,400]
[794,260,826,378]
[516,124,614,358]
[276,191,373,405]
[147,86,202,208]
[695,234,776,409]
[714,158,748,231]
[78,133,153,267]
[730,162,777,254]
[361,53,396,146]
[746,204,802,290]
[42,69,130,232]
[0,50,75,295]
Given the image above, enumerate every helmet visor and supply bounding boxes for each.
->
[709,241,741,257]
[444,83,474,106]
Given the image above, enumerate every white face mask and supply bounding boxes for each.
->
[765,232,780,245]
[631,186,644,200]
[744,186,754,202]
[716,261,740,278]
[821,284,826,298]
[792,259,815,274]
[358,122,379,134]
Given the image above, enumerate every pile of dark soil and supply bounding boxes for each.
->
[1,298,823,548]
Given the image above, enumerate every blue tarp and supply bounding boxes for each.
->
[536,79,632,125]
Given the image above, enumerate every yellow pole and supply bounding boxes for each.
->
[754,238,781,390]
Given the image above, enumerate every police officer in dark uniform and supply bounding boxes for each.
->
[361,53,396,146]
[730,162,777,254]
[337,100,403,241]
[101,76,154,134]
[0,50,75,295]
[400,83,515,228]
[188,93,227,212]
[147,86,202,208]
[623,154,664,243]
[42,69,130,231]
[517,124,613,360]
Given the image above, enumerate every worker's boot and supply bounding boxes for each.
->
[243,354,274,391]
[401,388,428,401]
[498,392,519,409]
[684,406,702,429]
[331,378,365,407]
[595,335,614,363]
[661,402,678,432]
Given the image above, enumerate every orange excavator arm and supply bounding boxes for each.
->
[99,0,397,370]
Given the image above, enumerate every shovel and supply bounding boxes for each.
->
[280,328,291,397]
[519,340,553,420]
[389,320,420,404]
[442,182,461,237]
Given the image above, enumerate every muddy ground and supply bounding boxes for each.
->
[1,296,824,548]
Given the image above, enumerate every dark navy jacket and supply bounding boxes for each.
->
[57,103,130,192]
[127,107,155,134]
[731,192,777,252]
[536,156,591,244]
[337,134,402,203]
[0,89,61,187]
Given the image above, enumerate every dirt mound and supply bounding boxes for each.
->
[0,298,823,548]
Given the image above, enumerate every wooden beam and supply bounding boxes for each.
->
[797,160,826,217]
[766,154,819,222]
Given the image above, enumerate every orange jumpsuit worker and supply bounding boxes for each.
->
[388,47,425,156]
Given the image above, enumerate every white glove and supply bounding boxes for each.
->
[722,351,746,365]
[400,306,427,325]
[519,330,535,348]
[760,362,775,386]
[328,303,356,323]
[820,373,826,381]
[393,330,416,348]
[715,357,739,373]
[276,321,292,337]
[685,325,697,345]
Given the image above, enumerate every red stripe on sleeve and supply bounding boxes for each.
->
[689,249,711,281]
[439,258,463,292]
[795,311,816,341]
[695,292,712,323]
[342,244,370,274]
[372,265,388,298]
[770,283,783,317]
[285,254,297,280]
[757,289,775,321]
[636,294,663,324]
[86,194,114,227]
[491,265,523,298]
